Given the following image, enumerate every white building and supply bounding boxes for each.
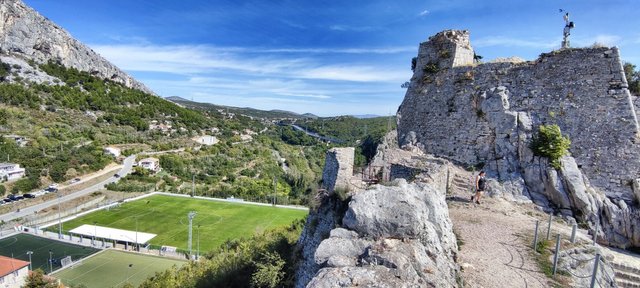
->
[2,135,28,147]
[104,146,121,157]
[0,163,25,181]
[138,157,160,172]
[193,135,219,146]
[0,256,29,288]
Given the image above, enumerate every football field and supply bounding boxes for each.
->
[60,194,308,252]
[52,249,185,288]
[0,233,100,273]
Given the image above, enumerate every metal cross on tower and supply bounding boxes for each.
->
[187,211,197,257]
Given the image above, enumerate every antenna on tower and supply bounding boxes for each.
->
[560,9,575,49]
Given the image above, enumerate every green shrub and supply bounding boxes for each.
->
[530,124,571,169]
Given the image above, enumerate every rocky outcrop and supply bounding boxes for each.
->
[304,180,459,288]
[396,29,640,248]
[296,148,460,287]
[0,0,153,94]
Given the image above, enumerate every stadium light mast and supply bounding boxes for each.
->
[26,251,32,271]
[188,211,197,258]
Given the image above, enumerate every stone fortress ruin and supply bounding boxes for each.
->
[397,30,640,248]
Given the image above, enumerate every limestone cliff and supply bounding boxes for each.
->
[397,30,640,248]
[295,148,460,287]
[0,0,153,94]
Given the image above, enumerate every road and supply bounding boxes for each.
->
[0,155,136,223]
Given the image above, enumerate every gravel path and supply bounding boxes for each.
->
[448,193,552,287]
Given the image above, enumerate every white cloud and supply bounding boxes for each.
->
[590,34,621,46]
[90,42,408,115]
[92,43,409,83]
[329,25,376,32]
[418,10,429,17]
[474,36,557,49]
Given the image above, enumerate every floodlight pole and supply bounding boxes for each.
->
[197,225,200,261]
[135,217,139,251]
[48,250,53,273]
[57,193,62,239]
[188,211,197,258]
[26,251,32,271]
[93,221,97,246]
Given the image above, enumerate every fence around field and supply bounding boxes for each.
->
[531,214,617,287]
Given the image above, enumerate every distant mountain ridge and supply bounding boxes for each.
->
[165,96,319,119]
[0,0,153,94]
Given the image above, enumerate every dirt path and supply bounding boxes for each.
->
[449,196,552,288]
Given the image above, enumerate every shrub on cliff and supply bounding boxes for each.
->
[530,124,571,169]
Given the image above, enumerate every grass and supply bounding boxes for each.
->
[52,249,185,288]
[530,237,571,287]
[0,233,100,273]
[58,194,308,252]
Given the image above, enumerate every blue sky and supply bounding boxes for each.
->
[25,0,640,116]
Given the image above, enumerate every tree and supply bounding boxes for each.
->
[530,124,571,169]
[250,251,286,288]
[624,62,640,95]
[23,269,58,288]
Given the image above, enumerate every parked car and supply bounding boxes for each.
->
[48,183,59,189]
[3,198,11,203]
[69,178,81,184]
[23,193,35,199]
[114,173,120,178]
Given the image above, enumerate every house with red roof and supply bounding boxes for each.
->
[0,255,29,288]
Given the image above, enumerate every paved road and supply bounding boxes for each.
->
[0,155,136,223]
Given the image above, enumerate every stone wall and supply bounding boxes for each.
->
[321,147,354,192]
[0,0,154,94]
[398,30,639,203]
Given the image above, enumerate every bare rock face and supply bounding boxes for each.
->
[303,179,460,288]
[0,0,153,94]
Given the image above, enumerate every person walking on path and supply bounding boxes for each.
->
[471,171,486,204]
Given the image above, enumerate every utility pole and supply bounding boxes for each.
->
[192,173,195,197]
[187,211,197,258]
[272,176,276,206]
[57,194,62,239]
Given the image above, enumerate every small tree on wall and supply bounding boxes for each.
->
[530,124,571,169]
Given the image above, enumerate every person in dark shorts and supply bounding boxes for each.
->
[471,171,486,204]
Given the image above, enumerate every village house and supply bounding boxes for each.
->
[0,256,29,288]
[2,135,29,147]
[138,157,160,173]
[193,135,219,146]
[0,163,25,181]
[103,146,121,157]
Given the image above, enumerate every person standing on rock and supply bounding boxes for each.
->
[471,171,486,204]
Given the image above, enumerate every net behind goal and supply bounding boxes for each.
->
[61,256,73,267]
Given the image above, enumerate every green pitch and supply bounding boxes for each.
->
[53,249,185,288]
[60,194,308,252]
[0,233,100,273]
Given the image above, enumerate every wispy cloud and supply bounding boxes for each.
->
[329,25,377,32]
[418,10,429,17]
[92,43,408,83]
[474,36,557,49]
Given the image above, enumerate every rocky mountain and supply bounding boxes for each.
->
[396,30,640,248]
[0,0,153,94]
